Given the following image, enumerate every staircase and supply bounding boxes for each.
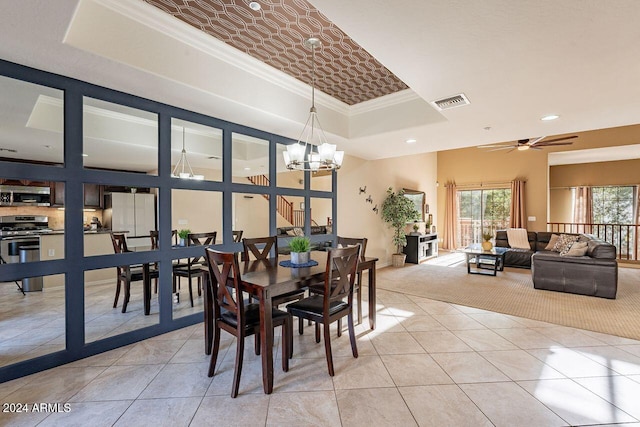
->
[247,175,304,226]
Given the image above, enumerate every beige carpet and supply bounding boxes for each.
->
[377,259,640,340]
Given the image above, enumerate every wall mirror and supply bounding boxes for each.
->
[403,188,425,222]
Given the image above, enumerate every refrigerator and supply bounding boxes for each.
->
[103,192,156,248]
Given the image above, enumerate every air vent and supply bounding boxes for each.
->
[431,93,470,111]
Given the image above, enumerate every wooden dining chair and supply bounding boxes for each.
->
[337,237,368,324]
[232,230,243,243]
[110,232,159,313]
[205,248,291,398]
[173,231,216,307]
[242,236,307,338]
[286,245,360,376]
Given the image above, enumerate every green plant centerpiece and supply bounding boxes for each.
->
[177,228,191,246]
[289,235,311,265]
[381,187,420,267]
[481,229,493,251]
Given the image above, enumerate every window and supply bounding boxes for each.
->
[457,188,511,247]
[591,186,636,224]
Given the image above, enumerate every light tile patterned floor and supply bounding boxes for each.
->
[2,285,640,426]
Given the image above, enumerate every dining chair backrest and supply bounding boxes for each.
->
[171,229,178,246]
[337,236,367,260]
[242,236,278,261]
[110,232,129,254]
[188,232,217,265]
[205,248,244,325]
[324,245,360,304]
[150,230,159,250]
[232,230,243,243]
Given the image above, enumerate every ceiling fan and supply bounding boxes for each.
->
[478,135,578,152]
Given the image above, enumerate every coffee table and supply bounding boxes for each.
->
[463,244,507,276]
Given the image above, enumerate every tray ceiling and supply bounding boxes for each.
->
[143,0,408,105]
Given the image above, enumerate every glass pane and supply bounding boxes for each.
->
[311,169,332,191]
[310,197,333,235]
[276,143,304,189]
[273,194,304,233]
[232,193,269,240]
[85,266,159,343]
[171,189,222,245]
[171,119,222,181]
[232,133,269,185]
[86,187,158,256]
[0,273,65,368]
[0,75,64,164]
[83,97,158,174]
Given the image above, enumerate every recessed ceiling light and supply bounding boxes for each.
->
[541,114,559,121]
[405,138,416,144]
[82,153,88,157]
[249,1,261,11]
[244,167,251,171]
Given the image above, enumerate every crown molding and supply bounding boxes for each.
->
[349,89,422,115]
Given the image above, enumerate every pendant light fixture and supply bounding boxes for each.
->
[283,37,344,172]
[171,127,204,180]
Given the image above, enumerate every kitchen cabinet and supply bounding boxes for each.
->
[83,184,103,208]
[49,182,104,208]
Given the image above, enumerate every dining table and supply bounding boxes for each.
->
[203,250,379,394]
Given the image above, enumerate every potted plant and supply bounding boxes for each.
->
[177,229,191,246]
[482,229,493,251]
[411,223,420,235]
[289,235,311,264]
[381,187,420,267]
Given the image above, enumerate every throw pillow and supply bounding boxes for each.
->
[544,234,559,251]
[553,234,579,254]
[561,241,589,257]
[293,227,305,236]
[286,229,297,236]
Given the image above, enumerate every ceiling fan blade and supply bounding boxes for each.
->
[536,135,578,144]
[487,146,517,151]
[528,136,546,146]
[478,144,514,149]
[534,141,574,147]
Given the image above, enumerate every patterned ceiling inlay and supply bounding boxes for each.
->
[144,0,408,105]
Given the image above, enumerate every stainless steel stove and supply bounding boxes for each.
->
[0,215,51,237]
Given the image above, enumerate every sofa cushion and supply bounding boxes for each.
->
[562,241,589,256]
[544,234,559,251]
[554,234,579,254]
[503,248,534,268]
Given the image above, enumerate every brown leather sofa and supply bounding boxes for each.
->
[495,230,618,299]
[532,232,618,299]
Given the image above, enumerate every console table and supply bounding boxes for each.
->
[403,233,438,263]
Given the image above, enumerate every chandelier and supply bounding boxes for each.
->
[171,127,204,180]
[283,37,344,172]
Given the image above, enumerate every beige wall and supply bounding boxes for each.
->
[437,124,640,236]
[549,188,573,223]
[337,152,438,266]
[550,159,640,188]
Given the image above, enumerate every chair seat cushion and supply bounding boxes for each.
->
[220,304,289,328]
[286,295,348,316]
[123,267,159,281]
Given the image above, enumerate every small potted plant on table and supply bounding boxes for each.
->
[482,230,494,251]
[177,229,191,246]
[289,236,311,265]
